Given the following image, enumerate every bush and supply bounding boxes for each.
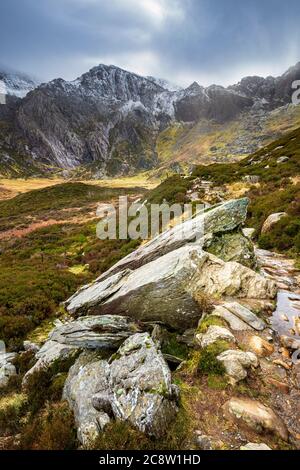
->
[25,355,79,413]
[91,408,190,450]
[19,402,77,450]
[193,292,214,314]
[197,341,228,376]
[0,393,28,433]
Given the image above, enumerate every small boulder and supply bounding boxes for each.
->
[243,175,260,184]
[0,352,17,388]
[217,350,258,383]
[242,228,255,240]
[277,156,289,164]
[248,336,274,357]
[261,213,287,234]
[223,397,288,441]
[223,302,265,331]
[194,433,213,450]
[23,341,40,354]
[196,326,236,349]
[240,443,271,450]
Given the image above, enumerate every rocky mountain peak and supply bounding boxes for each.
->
[0,68,38,98]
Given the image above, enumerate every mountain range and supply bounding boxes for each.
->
[0,62,300,177]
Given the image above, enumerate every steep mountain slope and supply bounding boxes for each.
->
[0,63,300,177]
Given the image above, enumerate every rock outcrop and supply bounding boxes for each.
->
[63,333,179,445]
[66,245,276,332]
[95,198,250,281]
[22,315,144,387]
[22,341,79,388]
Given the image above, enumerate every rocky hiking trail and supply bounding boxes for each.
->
[1,197,300,450]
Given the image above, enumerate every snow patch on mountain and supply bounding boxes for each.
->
[0,70,38,98]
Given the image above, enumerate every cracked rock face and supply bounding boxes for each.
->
[95,198,250,281]
[63,352,111,446]
[49,315,144,349]
[63,333,179,445]
[107,333,179,438]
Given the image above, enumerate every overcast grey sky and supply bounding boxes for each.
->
[1,0,300,86]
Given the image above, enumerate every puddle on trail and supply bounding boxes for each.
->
[271,290,300,338]
[256,249,300,361]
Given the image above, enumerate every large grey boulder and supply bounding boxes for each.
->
[66,246,209,331]
[63,352,111,446]
[49,315,144,349]
[66,246,276,332]
[63,333,179,444]
[97,198,250,281]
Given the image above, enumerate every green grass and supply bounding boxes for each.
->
[145,175,193,205]
[192,126,300,185]
[197,341,229,376]
[0,183,143,350]
[0,182,140,218]
[246,181,300,255]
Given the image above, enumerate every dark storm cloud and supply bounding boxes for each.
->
[1,0,300,86]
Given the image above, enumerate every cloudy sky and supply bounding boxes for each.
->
[1,0,300,87]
